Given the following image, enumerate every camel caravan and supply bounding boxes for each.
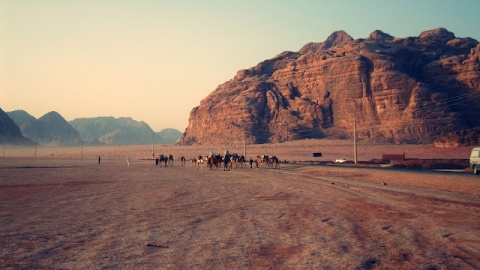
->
[155,155,188,167]
[155,154,174,167]
[190,150,280,171]
[155,150,280,171]
[255,155,280,169]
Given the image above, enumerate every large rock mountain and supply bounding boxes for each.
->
[70,117,181,145]
[434,128,480,147]
[8,110,82,146]
[0,108,34,145]
[180,28,480,145]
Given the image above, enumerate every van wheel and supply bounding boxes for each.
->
[475,166,479,175]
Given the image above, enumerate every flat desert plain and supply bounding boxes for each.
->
[1,140,479,269]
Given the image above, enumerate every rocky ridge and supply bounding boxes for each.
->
[70,117,182,145]
[0,109,34,145]
[8,110,83,146]
[434,128,480,148]
[6,111,182,146]
[180,28,480,145]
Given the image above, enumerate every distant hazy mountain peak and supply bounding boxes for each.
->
[70,116,182,145]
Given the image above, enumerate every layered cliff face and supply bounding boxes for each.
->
[434,128,480,148]
[180,28,480,145]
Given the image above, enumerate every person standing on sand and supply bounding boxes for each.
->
[127,157,131,167]
[98,156,101,165]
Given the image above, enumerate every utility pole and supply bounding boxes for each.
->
[233,122,247,158]
[152,133,155,159]
[81,141,84,159]
[284,123,289,142]
[243,128,247,158]
[353,111,358,165]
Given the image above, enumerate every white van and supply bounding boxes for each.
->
[470,147,480,175]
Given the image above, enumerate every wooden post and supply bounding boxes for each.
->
[354,111,358,165]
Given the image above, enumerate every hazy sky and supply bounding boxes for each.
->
[1,0,479,131]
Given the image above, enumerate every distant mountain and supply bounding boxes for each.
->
[38,112,83,146]
[7,110,43,143]
[7,110,37,126]
[0,108,35,145]
[7,110,82,146]
[156,128,183,144]
[6,110,182,146]
[70,117,182,145]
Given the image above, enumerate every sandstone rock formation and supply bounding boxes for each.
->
[180,28,480,145]
[434,128,480,148]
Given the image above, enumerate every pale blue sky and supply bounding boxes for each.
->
[1,0,479,131]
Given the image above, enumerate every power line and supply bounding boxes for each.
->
[233,89,480,141]
[411,91,480,118]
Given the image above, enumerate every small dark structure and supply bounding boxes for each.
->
[313,152,322,157]
[382,154,405,163]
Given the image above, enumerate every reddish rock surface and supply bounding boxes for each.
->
[180,28,480,145]
[435,127,480,147]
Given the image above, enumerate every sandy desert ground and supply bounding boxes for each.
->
[0,139,472,161]
[1,140,479,269]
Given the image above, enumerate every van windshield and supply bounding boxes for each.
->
[472,150,480,158]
